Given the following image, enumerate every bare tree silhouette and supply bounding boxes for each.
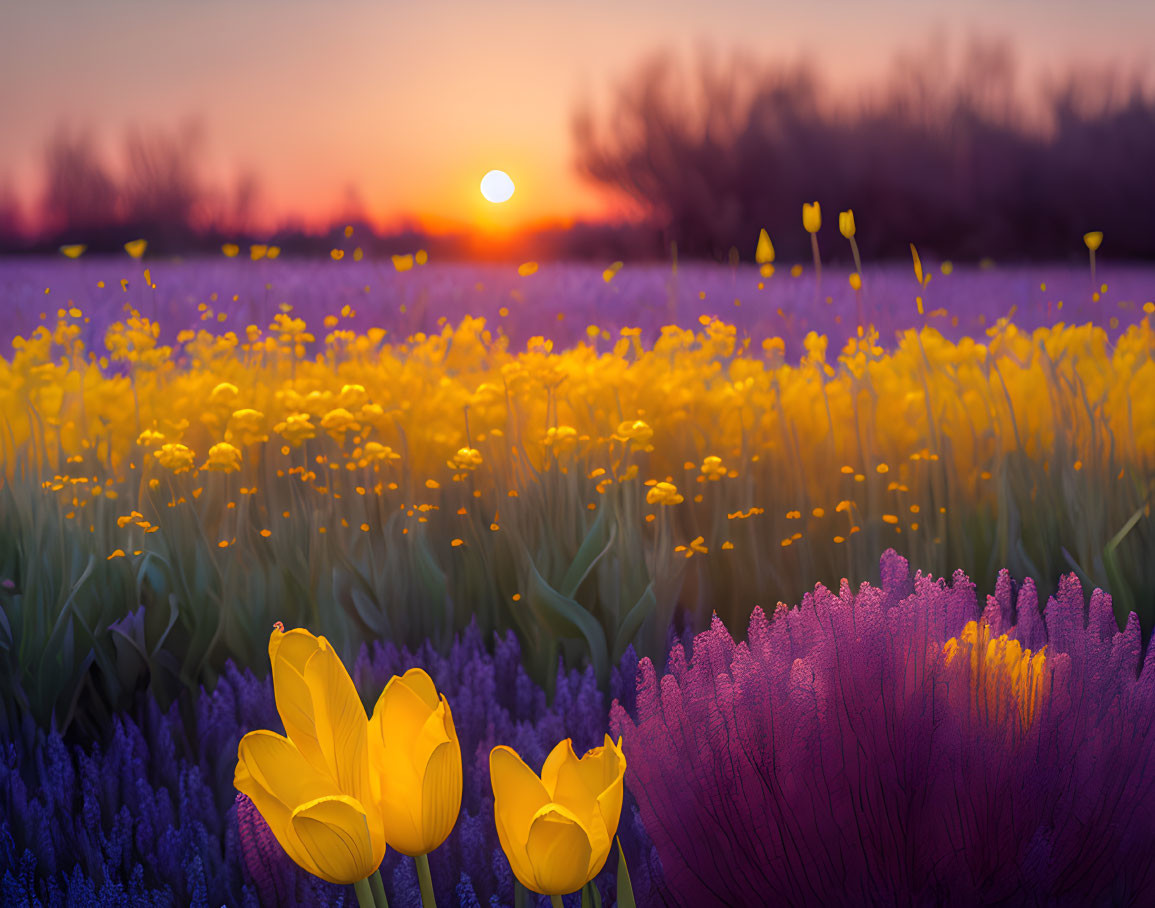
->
[120,120,205,242]
[574,40,1155,260]
[39,127,119,236]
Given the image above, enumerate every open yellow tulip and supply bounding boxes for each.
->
[234,626,387,885]
[490,735,626,897]
[369,667,462,856]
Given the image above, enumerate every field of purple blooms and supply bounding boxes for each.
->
[4,257,1153,355]
[1,622,660,907]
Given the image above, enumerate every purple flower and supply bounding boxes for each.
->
[614,550,1155,906]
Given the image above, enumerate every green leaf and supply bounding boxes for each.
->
[616,837,637,908]
[612,582,656,663]
[1103,504,1146,628]
[526,559,609,687]
[560,511,614,599]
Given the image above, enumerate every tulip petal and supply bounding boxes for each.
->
[373,671,436,743]
[304,639,371,807]
[490,745,552,887]
[525,804,595,895]
[269,628,328,770]
[418,701,462,853]
[541,738,619,878]
[234,730,340,877]
[399,667,440,710]
[290,794,381,885]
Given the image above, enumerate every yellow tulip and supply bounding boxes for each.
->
[124,238,147,259]
[368,668,462,856]
[802,201,821,234]
[234,626,386,885]
[1083,231,1103,252]
[60,244,86,259]
[490,735,625,896]
[755,228,775,264]
[839,209,855,238]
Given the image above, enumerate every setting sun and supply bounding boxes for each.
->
[480,169,515,203]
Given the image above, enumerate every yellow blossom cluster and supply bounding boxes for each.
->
[3,306,1154,581]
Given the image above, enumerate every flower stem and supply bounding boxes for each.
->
[369,870,389,908]
[415,853,437,908]
[354,877,376,908]
[550,896,565,908]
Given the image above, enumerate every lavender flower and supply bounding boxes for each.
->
[0,622,649,906]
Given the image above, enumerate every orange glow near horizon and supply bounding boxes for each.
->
[2,1,1153,235]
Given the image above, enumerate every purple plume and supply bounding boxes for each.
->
[613,550,1155,906]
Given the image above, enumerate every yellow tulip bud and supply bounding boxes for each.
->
[235,626,386,885]
[755,228,775,264]
[60,244,86,259]
[848,272,862,291]
[802,202,821,234]
[124,238,147,259]
[368,668,462,856]
[490,736,626,896]
[839,209,855,238]
[910,243,924,286]
[1084,231,1103,252]
[222,243,240,258]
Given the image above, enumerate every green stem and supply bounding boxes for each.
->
[551,896,565,908]
[354,877,375,908]
[369,870,389,908]
[415,853,437,908]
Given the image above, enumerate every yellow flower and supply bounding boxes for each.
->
[136,428,166,447]
[1084,231,1103,252]
[646,481,683,506]
[124,239,147,259]
[154,443,195,474]
[368,668,462,856]
[490,736,625,896]
[222,243,240,258]
[320,407,360,442]
[755,229,775,264]
[802,202,821,234]
[228,408,269,446]
[204,441,242,473]
[700,455,726,480]
[449,446,483,471]
[275,413,317,447]
[612,419,653,449]
[544,425,579,454]
[848,272,862,291]
[943,620,1048,733]
[358,441,400,467]
[60,244,86,259]
[235,626,386,885]
[910,243,924,285]
[838,209,855,238]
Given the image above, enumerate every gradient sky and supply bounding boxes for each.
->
[2,0,1153,231]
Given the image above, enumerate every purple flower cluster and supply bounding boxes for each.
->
[0,623,657,907]
[613,550,1155,906]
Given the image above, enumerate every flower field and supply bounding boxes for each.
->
[2,253,1155,905]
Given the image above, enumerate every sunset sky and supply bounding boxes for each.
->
[2,0,1153,232]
